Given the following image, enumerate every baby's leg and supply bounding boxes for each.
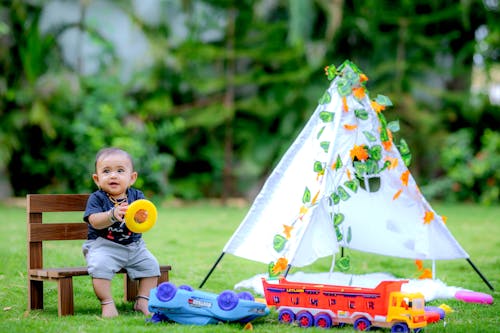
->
[93,278,118,318]
[133,276,158,316]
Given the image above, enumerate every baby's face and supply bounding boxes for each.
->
[93,152,137,198]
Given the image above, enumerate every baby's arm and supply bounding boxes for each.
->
[88,203,128,229]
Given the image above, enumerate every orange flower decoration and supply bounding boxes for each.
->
[343,124,358,130]
[401,170,410,186]
[385,157,398,170]
[393,189,402,200]
[342,96,349,112]
[283,224,293,239]
[419,268,433,279]
[350,144,369,161]
[382,140,393,151]
[359,73,369,83]
[311,190,320,204]
[442,215,448,224]
[272,257,289,274]
[352,86,366,100]
[371,100,385,113]
[423,211,434,224]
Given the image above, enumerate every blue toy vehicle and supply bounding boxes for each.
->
[148,282,270,325]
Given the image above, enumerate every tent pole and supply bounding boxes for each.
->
[283,264,292,278]
[199,252,226,289]
[466,258,494,291]
[432,260,436,280]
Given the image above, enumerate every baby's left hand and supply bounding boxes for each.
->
[114,202,129,222]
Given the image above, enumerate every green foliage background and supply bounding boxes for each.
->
[0,0,498,203]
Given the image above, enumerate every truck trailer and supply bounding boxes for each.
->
[262,278,427,332]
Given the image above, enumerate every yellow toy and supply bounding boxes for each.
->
[124,199,157,233]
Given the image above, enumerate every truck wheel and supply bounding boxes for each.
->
[314,312,332,328]
[156,282,177,302]
[217,290,239,311]
[296,311,314,328]
[278,309,295,324]
[354,317,371,331]
[391,322,409,333]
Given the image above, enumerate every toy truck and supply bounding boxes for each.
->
[262,278,427,332]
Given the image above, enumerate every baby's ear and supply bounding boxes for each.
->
[92,174,100,187]
[129,171,138,185]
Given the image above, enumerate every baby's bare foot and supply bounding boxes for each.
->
[133,295,151,316]
[101,300,118,318]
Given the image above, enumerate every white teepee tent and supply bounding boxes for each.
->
[200,60,492,290]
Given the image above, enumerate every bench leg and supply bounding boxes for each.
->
[123,269,170,302]
[29,279,44,310]
[57,277,74,316]
[124,273,139,302]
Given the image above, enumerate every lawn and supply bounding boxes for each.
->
[0,198,498,332]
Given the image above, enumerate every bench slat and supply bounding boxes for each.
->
[29,265,172,278]
[29,223,88,242]
[28,194,90,213]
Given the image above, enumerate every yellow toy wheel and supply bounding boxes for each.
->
[124,199,157,233]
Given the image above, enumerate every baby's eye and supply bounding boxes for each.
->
[103,169,111,174]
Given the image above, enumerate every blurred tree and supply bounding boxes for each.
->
[0,0,497,204]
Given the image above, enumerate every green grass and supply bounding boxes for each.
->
[0,199,498,332]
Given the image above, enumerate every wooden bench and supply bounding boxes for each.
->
[27,193,171,316]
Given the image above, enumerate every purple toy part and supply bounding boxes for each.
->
[278,308,295,324]
[455,290,493,304]
[237,291,255,301]
[314,312,332,328]
[424,306,445,320]
[217,290,239,311]
[156,282,177,302]
[296,311,314,328]
[179,285,194,291]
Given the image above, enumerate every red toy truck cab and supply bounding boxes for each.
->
[262,278,426,332]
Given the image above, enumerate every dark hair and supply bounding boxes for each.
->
[94,147,134,171]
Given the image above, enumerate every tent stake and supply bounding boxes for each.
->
[199,252,226,289]
[466,258,494,291]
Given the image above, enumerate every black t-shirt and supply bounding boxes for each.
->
[83,188,144,245]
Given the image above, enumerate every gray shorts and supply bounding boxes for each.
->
[82,237,160,280]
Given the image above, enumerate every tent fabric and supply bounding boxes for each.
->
[223,60,468,270]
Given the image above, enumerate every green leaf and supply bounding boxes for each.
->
[344,179,359,192]
[335,225,343,241]
[313,161,324,172]
[334,155,343,169]
[354,108,369,120]
[336,256,350,272]
[369,145,382,161]
[319,111,334,123]
[387,120,400,133]
[316,126,325,139]
[337,186,350,201]
[320,141,330,153]
[302,187,311,203]
[375,94,393,106]
[363,131,377,142]
[337,78,352,96]
[273,234,287,252]
[333,213,344,226]
[319,91,331,104]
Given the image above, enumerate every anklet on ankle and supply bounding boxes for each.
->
[101,300,114,305]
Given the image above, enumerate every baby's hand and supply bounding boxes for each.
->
[114,202,129,221]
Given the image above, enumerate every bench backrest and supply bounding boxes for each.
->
[27,194,90,270]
